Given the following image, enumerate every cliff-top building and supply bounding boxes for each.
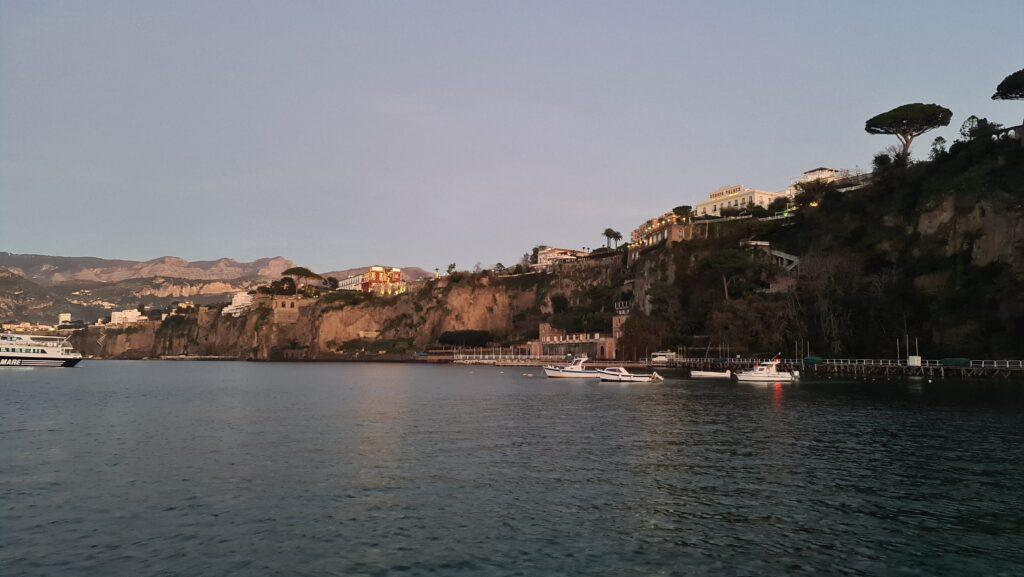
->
[339,266,406,296]
[695,185,783,217]
[531,247,590,270]
[782,166,853,196]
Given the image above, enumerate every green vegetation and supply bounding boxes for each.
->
[602,228,622,248]
[282,266,323,281]
[337,338,412,354]
[319,290,373,311]
[865,103,953,157]
[438,330,493,347]
[992,68,1024,100]
[648,133,1024,358]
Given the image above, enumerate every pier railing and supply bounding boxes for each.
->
[970,360,1024,369]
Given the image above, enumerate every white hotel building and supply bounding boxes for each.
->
[695,185,783,217]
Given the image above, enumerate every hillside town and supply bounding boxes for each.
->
[0,163,910,362]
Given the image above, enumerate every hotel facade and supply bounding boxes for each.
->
[694,185,783,217]
[338,266,407,296]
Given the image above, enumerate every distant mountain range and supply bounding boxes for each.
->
[0,253,294,285]
[0,252,432,324]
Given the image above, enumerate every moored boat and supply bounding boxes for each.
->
[734,358,798,383]
[599,366,664,383]
[691,369,731,379]
[0,333,83,367]
[543,356,602,378]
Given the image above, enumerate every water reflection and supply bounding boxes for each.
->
[1,364,1022,576]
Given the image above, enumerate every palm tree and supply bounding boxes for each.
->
[602,228,617,249]
[602,228,622,249]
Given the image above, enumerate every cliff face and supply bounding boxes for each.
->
[72,274,552,360]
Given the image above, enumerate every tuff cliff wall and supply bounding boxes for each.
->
[70,272,566,360]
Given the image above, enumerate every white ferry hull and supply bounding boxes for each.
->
[0,356,82,367]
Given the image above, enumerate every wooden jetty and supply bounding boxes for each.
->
[452,352,1024,379]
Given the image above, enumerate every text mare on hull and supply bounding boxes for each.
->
[543,356,603,378]
[0,333,83,367]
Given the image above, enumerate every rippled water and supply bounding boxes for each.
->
[2,362,1023,576]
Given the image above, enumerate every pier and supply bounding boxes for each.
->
[451,351,1024,379]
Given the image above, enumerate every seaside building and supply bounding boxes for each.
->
[221,292,254,317]
[256,295,316,324]
[531,247,590,270]
[782,167,854,196]
[1,321,57,333]
[695,185,783,217]
[57,313,72,326]
[109,309,147,325]
[630,211,686,248]
[338,266,407,296]
[527,320,624,360]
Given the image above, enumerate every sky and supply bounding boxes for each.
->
[1,1,1022,272]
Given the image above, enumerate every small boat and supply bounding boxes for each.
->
[599,366,664,383]
[691,369,731,379]
[734,358,799,383]
[649,351,677,364]
[543,356,602,378]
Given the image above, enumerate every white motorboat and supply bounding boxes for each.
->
[734,359,799,383]
[691,369,731,379]
[649,351,677,364]
[0,333,82,367]
[599,366,664,383]
[543,356,602,378]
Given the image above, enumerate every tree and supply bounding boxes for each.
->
[438,330,492,347]
[602,228,621,248]
[766,196,790,213]
[282,266,323,286]
[325,276,339,290]
[617,315,672,361]
[959,115,1003,140]
[673,205,692,218]
[699,249,753,302]
[992,68,1024,100]
[865,103,952,157]
[446,263,456,275]
[929,136,947,159]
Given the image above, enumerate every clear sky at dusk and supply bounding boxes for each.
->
[2,1,1021,271]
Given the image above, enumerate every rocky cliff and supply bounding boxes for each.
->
[70,273,558,360]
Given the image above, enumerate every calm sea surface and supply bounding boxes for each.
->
[1,362,1022,576]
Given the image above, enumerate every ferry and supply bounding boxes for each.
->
[0,333,83,367]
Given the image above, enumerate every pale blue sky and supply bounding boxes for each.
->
[2,1,1021,271]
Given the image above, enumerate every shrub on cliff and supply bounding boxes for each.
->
[438,330,493,347]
